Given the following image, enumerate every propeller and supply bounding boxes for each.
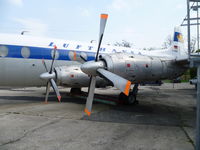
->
[80,55,87,62]
[81,14,132,116]
[40,45,61,103]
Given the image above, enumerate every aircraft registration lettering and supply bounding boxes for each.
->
[100,47,106,52]
[48,42,54,47]
[76,45,82,49]
[63,43,69,48]
[88,46,93,50]
[112,49,117,53]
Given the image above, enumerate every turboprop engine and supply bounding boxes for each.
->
[82,53,185,83]
[98,53,164,82]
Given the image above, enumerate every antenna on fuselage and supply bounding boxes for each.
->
[90,40,96,43]
[21,31,29,35]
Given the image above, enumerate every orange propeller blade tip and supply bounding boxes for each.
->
[101,14,108,19]
[58,96,61,102]
[84,108,91,116]
[124,81,131,96]
[54,45,57,49]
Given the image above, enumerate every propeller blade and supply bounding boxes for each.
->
[97,68,131,96]
[80,55,87,62]
[50,45,57,74]
[84,14,108,116]
[50,79,61,102]
[95,14,108,61]
[99,14,108,40]
[45,81,51,103]
[42,58,48,72]
[85,76,96,116]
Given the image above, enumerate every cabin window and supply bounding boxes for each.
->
[21,47,30,58]
[69,51,76,60]
[0,45,8,57]
[69,51,87,61]
[51,50,59,60]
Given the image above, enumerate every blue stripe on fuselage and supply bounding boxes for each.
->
[2,44,95,61]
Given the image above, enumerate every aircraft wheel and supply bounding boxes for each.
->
[127,93,137,104]
[118,92,138,105]
[119,92,127,103]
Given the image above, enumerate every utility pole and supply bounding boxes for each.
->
[186,1,200,150]
[187,0,191,60]
[197,2,199,50]
[197,65,200,150]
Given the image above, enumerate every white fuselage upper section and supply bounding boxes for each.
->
[0,33,181,59]
[0,33,188,87]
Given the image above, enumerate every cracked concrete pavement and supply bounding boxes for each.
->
[0,83,197,150]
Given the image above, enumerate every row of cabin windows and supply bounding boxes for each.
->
[0,45,88,61]
[0,46,32,58]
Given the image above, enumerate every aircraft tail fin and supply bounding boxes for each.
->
[171,26,187,59]
[172,26,184,51]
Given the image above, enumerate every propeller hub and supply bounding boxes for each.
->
[40,72,56,80]
[81,61,105,76]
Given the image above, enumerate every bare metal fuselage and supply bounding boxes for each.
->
[0,56,187,87]
[0,34,188,88]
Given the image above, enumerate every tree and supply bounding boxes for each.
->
[162,35,197,53]
[162,35,173,49]
[114,40,133,48]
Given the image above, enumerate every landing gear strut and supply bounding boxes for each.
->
[119,83,139,105]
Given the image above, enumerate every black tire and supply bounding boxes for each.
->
[127,93,136,104]
[118,92,138,105]
[119,92,127,102]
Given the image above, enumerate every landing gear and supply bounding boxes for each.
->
[119,83,139,105]
[70,88,82,95]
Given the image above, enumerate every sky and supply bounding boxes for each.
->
[0,0,197,48]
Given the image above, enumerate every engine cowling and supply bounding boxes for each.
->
[98,53,184,82]
[55,53,185,87]
[54,65,90,87]
[55,65,109,87]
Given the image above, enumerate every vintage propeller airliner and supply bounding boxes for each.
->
[0,14,188,116]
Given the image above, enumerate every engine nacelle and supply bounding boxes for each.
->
[55,65,109,87]
[55,66,90,87]
[99,53,184,82]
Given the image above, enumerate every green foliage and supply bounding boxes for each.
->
[178,68,196,82]
[190,67,197,79]
[196,49,200,53]
[180,69,190,82]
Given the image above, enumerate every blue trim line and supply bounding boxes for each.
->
[1,44,96,61]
